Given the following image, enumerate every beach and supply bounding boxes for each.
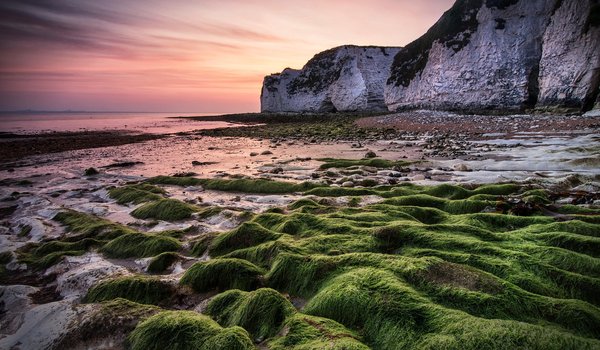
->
[1,111,599,349]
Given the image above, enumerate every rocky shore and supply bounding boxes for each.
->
[0,110,599,349]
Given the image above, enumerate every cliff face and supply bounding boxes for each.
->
[260,46,401,113]
[260,0,600,114]
[384,0,600,113]
[537,1,600,112]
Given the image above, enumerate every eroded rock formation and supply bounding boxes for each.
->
[384,0,600,113]
[262,0,600,114]
[261,46,401,113]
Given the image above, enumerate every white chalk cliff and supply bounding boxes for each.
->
[261,46,401,112]
[385,0,600,113]
[262,0,600,114]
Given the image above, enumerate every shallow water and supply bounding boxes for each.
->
[0,112,234,134]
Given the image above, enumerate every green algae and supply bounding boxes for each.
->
[101,232,181,258]
[148,176,319,194]
[209,222,282,256]
[108,183,165,205]
[0,251,13,264]
[180,258,264,292]
[147,252,181,273]
[52,298,161,350]
[128,310,255,350]
[268,313,369,350]
[84,276,175,305]
[18,210,185,269]
[206,288,295,341]
[31,180,600,349]
[131,198,197,221]
[191,233,218,257]
[303,268,600,350]
[317,158,411,170]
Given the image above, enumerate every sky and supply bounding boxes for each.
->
[0,0,454,113]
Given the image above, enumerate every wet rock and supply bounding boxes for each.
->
[50,253,129,298]
[453,163,471,172]
[102,161,143,168]
[364,150,377,158]
[83,168,99,176]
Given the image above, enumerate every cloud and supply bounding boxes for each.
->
[0,0,454,112]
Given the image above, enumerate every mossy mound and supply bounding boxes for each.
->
[147,252,181,273]
[317,158,411,170]
[148,176,319,194]
[84,276,175,305]
[108,183,165,204]
[52,298,161,350]
[101,232,181,258]
[206,288,295,341]
[128,310,255,350]
[210,222,282,256]
[18,210,135,269]
[54,210,135,239]
[303,268,600,350]
[131,198,197,221]
[38,180,600,349]
[180,258,264,292]
[268,314,369,350]
[18,210,185,269]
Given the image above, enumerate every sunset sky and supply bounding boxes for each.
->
[0,0,454,113]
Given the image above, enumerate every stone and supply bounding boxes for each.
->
[341,181,355,187]
[364,150,377,158]
[453,163,471,172]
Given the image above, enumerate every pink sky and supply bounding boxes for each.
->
[0,0,454,113]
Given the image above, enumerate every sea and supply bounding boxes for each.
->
[0,111,235,135]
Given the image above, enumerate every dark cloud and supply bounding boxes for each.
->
[0,0,283,60]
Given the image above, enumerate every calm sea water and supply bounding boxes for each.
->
[0,112,233,134]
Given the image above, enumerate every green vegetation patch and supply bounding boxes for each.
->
[210,222,283,256]
[108,183,165,205]
[128,310,255,350]
[148,176,320,194]
[0,251,14,264]
[101,232,181,258]
[131,198,197,221]
[17,210,185,269]
[180,258,264,292]
[51,298,161,350]
[303,267,600,350]
[24,179,600,349]
[147,252,181,274]
[206,288,295,341]
[84,275,176,305]
[269,313,369,350]
[317,157,411,170]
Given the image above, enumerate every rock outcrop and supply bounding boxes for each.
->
[385,0,600,113]
[261,45,401,113]
[537,0,600,112]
